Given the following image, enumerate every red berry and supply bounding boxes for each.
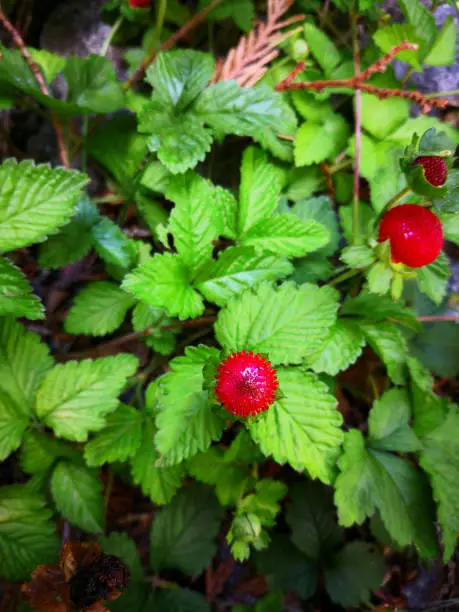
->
[413,156,447,187]
[215,351,278,417]
[378,204,443,268]
[129,0,150,7]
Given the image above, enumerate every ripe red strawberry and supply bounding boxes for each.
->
[215,351,278,417]
[129,0,150,7]
[378,204,443,268]
[413,156,447,187]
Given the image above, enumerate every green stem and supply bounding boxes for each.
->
[400,66,414,86]
[427,88,459,98]
[327,268,361,287]
[101,15,124,57]
[385,185,412,210]
[81,115,88,173]
[149,0,168,55]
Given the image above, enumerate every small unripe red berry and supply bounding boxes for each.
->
[378,204,443,268]
[215,351,278,417]
[129,0,150,7]
[413,156,447,187]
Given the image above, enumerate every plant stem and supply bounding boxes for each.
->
[104,470,115,510]
[327,268,361,286]
[351,11,361,246]
[400,65,415,86]
[81,115,89,172]
[385,186,412,210]
[101,15,124,57]
[149,0,168,56]
[427,88,459,98]
[417,315,459,322]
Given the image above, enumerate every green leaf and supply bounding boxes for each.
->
[131,419,185,505]
[0,255,43,319]
[215,282,339,366]
[65,55,124,113]
[341,290,420,331]
[255,534,318,599]
[440,212,459,244]
[419,410,459,561]
[199,0,254,32]
[195,246,292,306]
[283,166,321,201]
[304,22,341,74]
[340,246,375,269]
[65,281,135,336]
[305,319,365,376]
[238,479,287,526]
[166,172,218,274]
[335,429,438,558]
[291,91,333,122]
[397,0,436,58]
[389,117,459,147]
[27,47,66,82]
[425,16,457,66]
[92,217,132,269]
[140,160,171,195]
[51,461,104,533]
[367,261,393,295]
[340,201,376,244]
[324,541,386,608]
[122,253,204,320]
[416,252,450,305]
[214,186,237,239]
[20,430,79,475]
[294,114,349,167]
[411,320,459,377]
[289,195,340,257]
[240,214,329,258]
[286,480,342,561]
[99,532,144,582]
[0,390,28,461]
[361,321,407,384]
[237,147,283,236]
[407,356,449,437]
[35,354,139,441]
[373,24,422,70]
[249,369,343,484]
[155,346,225,464]
[146,50,214,110]
[84,404,143,466]
[368,388,421,452]
[0,159,87,252]
[150,484,221,574]
[361,76,410,140]
[39,196,99,269]
[0,318,53,417]
[0,485,59,580]
[151,588,211,612]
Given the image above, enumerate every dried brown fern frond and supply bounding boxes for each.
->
[211,0,304,87]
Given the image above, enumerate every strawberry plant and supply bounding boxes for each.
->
[1,0,459,610]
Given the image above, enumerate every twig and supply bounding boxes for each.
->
[0,8,70,168]
[211,0,305,87]
[320,162,334,199]
[417,315,459,322]
[275,41,449,114]
[161,315,216,331]
[124,0,223,90]
[351,13,361,245]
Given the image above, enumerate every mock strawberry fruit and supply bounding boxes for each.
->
[378,204,443,268]
[129,0,150,7]
[215,351,278,417]
[413,156,447,187]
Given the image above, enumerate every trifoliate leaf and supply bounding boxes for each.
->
[419,410,459,561]
[289,195,340,257]
[65,281,135,336]
[150,484,221,574]
[155,346,225,465]
[0,389,28,461]
[361,75,410,140]
[373,24,422,70]
[84,404,143,466]
[0,318,53,417]
[99,532,144,582]
[335,430,438,558]
[324,541,386,608]
[215,282,339,366]
[0,159,87,252]
[294,114,349,167]
[145,50,214,111]
[305,319,365,376]
[131,418,185,505]
[122,253,205,320]
[249,369,343,484]
[397,0,436,58]
[424,16,457,66]
[166,172,218,274]
[237,147,283,236]
[0,485,59,580]
[361,321,407,384]
[35,354,139,441]
[368,388,421,452]
[195,246,292,306]
[91,217,132,269]
[238,479,287,527]
[51,461,104,533]
[286,480,342,561]
[255,534,318,599]
[39,196,99,269]
[416,252,450,305]
[20,430,79,475]
[341,290,420,331]
[304,23,341,74]
[240,214,329,258]
[0,255,43,319]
